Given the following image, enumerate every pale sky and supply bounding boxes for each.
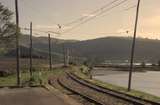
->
[0,0,160,40]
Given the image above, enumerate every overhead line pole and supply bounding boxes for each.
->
[63,44,66,66]
[15,0,20,86]
[29,22,33,77]
[66,48,70,66]
[48,34,52,70]
[128,0,141,91]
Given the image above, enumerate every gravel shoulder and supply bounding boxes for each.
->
[0,87,70,105]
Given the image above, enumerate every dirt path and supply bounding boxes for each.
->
[0,87,70,105]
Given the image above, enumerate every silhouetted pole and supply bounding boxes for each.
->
[15,0,20,86]
[29,22,33,77]
[128,0,141,91]
[66,48,70,65]
[48,34,52,70]
[63,44,66,66]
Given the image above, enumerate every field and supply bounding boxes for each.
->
[0,57,64,86]
[0,57,57,71]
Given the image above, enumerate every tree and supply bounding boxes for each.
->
[0,2,16,47]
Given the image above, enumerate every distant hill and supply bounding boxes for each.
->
[3,35,79,63]
[5,45,65,63]
[5,46,47,58]
[65,37,160,62]
[20,35,78,47]
[19,35,79,55]
[6,35,160,63]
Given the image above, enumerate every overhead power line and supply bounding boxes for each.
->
[63,0,129,33]
[63,0,120,26]
[124,5,136,11]
[62,31,130,38]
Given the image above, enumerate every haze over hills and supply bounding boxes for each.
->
[7,35,160,63]
[20,35,79,47]
[65,37,160,63]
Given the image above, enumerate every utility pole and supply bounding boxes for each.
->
[48,34,52,70]
[63,44,66,66]
[128,0,141,91]
[66,48,70,66]
[15,0,20,86]
[29,22,33,77]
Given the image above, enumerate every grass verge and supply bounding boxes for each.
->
[0,67,66,86]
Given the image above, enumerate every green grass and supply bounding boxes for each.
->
[71,66,160,103]
[0,48,7,55]
[0,72,31,86]
[39,68,66,85]
[0,74,16,86]
[0,67,66,86]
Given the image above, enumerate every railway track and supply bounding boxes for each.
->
[67,72,160,105]
[49,72,160,105]
[48,74,98,105]
[58,78,105,105]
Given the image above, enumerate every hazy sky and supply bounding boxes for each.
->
[0,0,160,40]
